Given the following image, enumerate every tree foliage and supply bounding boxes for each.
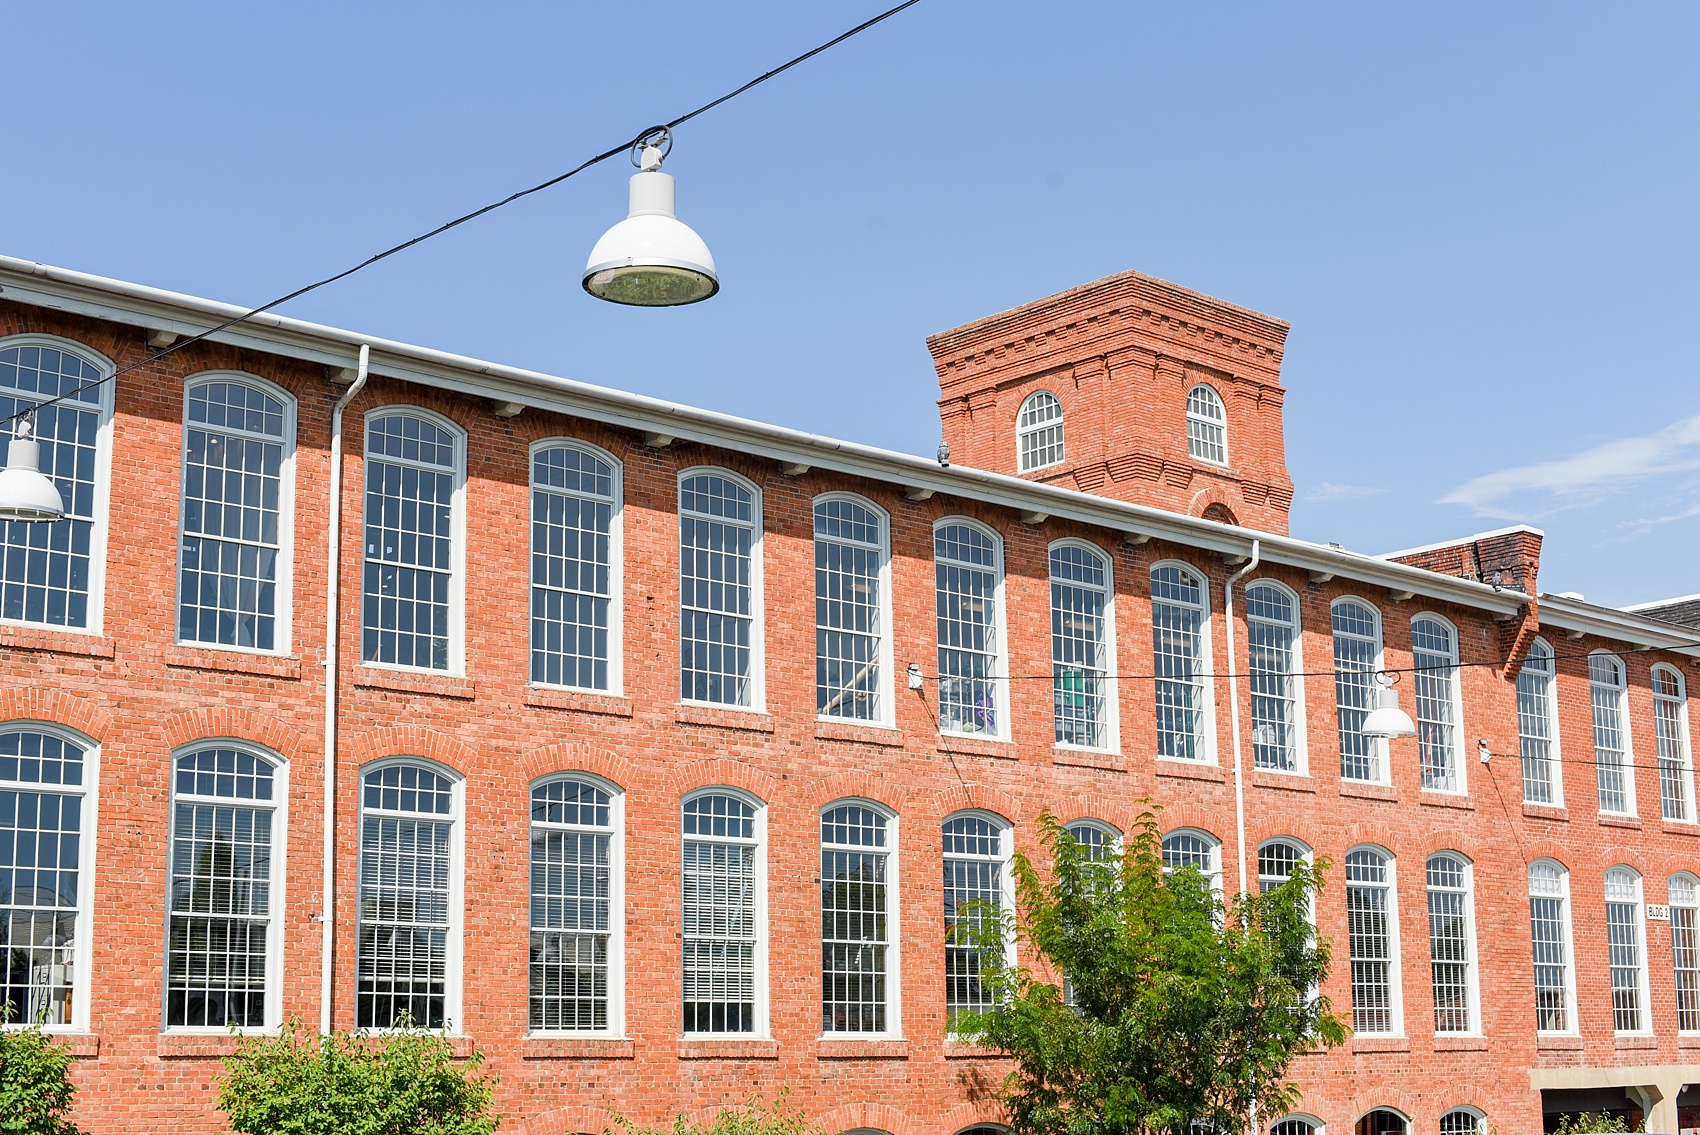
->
[217,1018,498,1135]
[0,1022,84,1135]
[607,1092,824,1135]
[952,810,1346,1135]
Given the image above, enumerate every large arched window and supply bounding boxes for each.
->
[820,801,896,1035]
[1528,859,1574,1032]
[1670,873,1700,1032]
[935,521,1005,738]
[1016,391,1065,473]
[1654,666,1693,823]
[1516,638,1560,805]
[1270,1118,1320,1135]
[356,761,461,1029]
[1152,562,1211,762]
[1354,1111,1407,1135]
[1066,820,1119,861]
[166,745,286,1030]
[362,410,464,672]
[1050,541,1112,750]
[681,791,765,1035]
[1438,1109,1484,1135]
[679,470,762,708]
[1426,852,1477,1034]
[1605,865,1648,1033]
[1412,615,1462,792]
[530,441,620,692]
[177,374,295,652]
[1162,830,1223,897]
[814,495,890,725]
[1332,599,1384,783]
[1589,653,1634,815]
[1246,582,1301,773]
[1186,384,1227,465]
[943,812,1011,1028]
[0,338,112,631]
[529,775,621,1034]
[1346,847,1399,1035]
[0,727,95,1029]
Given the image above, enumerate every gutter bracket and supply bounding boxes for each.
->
[903,486,935,502]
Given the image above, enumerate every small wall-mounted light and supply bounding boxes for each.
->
[1477,740,1493,764]
[907,663,924,690]
[0,413,66,523]
[583,128,719,307]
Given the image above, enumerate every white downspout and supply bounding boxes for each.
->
[321,343,369,1034]
[1222,537,1260,1133]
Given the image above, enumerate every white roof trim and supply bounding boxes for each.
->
[1538,593,1700,658]
[1622,593,1700,612]
[1375,524,1545,560]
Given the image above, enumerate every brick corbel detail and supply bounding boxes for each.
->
[0,687,112,743]
[816,1103,926,1135]
[1498,597,1540,678]
[161,706,310,761]
[807,769,910,813]
[520,742,633,790]
[670,758,781,804]
[343,726,478,775]
[927,783,1022,825]
[514,1105,618,1135]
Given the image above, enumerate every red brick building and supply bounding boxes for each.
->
[0,256,1696,1134]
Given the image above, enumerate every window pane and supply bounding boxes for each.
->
[1590,656,1630,814]
[944,816,1002,1027]
[1346,849,1394,1034]
[1051,545,1109,748]
[1605,868,1644,1031]
[1247,584,1298,771]
[1426,853,1472,1033]
[356,765,453,1029]
[821,805,888,1033]
[529,778,613,1031]
[1017,392,1065,472]
[1334,602,1381,781]
[1152,565,1206,760]
[1412,618,1459,791]
[1529,862,1569,1031]
[816,499,884,722]
[680,475,755,707]
[1517,643,1556,804]
[0,730,86,1025]
[1673,876,1700,1032]
[936,525,1001,735]
[682,794,758,1034]
[1655,669,1692,823]
[362,415,456,670]
[530,446,615,691]
[1186,385,1226,464]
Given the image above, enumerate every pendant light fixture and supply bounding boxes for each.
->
[1360,673,1418,739]
[583,128,719,307]
[0,412,66,523]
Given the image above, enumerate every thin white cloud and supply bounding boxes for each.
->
[1305,481,1388,503]
[1617,499,1700,536]
[1439,413,1700,519]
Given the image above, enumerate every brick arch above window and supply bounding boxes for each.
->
[520,741,632,789]
[512,1105,619,1135]
[816,1103,926,1135]
[807,769,908,814]
[925,783,1021,828]
[0,687,112,743]
[343,725,476,776]
[161,706,309,763]
[1338,824,1401,857]
[936,1103,1010,1135]
[669,756,780,803]
[1521,839,1571,869]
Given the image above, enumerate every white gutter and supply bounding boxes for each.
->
[0,255,1531,619]
[320,344,369,1034]
[1537,593,1700,658]
[1222,540,1260,901]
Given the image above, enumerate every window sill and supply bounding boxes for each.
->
[1418,791,1475,811]
[1677,1034,1700,1050]
[1053,746,1125,772]
[817,1038,907,1059]
[1153,759,1225,784]
[523,1036,634,1060]
[166,645,302,679]
[677,1038,779,1060]
[815,720,906,747]
[19,1032,98,1058]
[943,1040,1005,1059]
[1339,781,1398,802]
[676,705,775,733]
[0,623,113,657]
[1249,770,1316,793]
[1663,820,1700,837]
[1615,1034,1658,1050]
[1523,803,1568,822]
[525,687,633,717]
[158,1034,243,1059]
[1599,813,1643,830]
[354,666,475,700]
[1350,1036,1410,1054]
[938,734,1016,760]
[1432,1034,1488,1052]
[1537,1033,1583,1051]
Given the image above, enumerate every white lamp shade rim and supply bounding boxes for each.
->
[0,436,66,521]
[582,254,719,282]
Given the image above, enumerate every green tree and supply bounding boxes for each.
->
[953,810,1346,1135]
[217,1018,498,1135]
[606,1093,823,1135]
[0,1019,84,1135]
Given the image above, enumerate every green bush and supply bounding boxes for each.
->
[1552,1113,1639,1135]
[607,1092,823,1135]
[218,1018,498,1135]
[0,1023,84,1135]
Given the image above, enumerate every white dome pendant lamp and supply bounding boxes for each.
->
[1360,673,1418,740]
[583,127,719,307]
[0,412,66,523]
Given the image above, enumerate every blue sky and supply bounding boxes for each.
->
[4,2,1696,606]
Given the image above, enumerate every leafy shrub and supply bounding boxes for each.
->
[607,1092,823,1135]
[0,1022,84,1135]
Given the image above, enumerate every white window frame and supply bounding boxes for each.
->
[1185,383,1228,466]
[359,407,467,676]
[175,372,297,657]
[1150,559,1217,765]
[1354,1110,1409,1135]
[679,787,769,1038]
[1256,836,1313,896]
[527,772,625,1037]
[0,723,99,1035]
[161,742,289,1034]
[1516,637,1564,807]
[1671,872,1700,1034]
[528,438,623,695]
[1653,664,1694,824]
[933,518,1010,741]
[1438,1108,1486,1135]
[353,756,465,1033]
[1528,858,1577,1035]
[1064,818,1122,859]
[1162,828,1224,898]
[1344,844,1403,1037]
[1332,597,1389,785]
[1411,613,1466,795]
[677,468,765,712]
[1245,578,1307,775]
[0,335,115,638]
[1605,864,1651,1035]
[1015,390,1066,473]
[1424,850,1480,1036]
[819,798,901,1039]
[1049,538,1118,754]
[943,809,1015,1033]
[1269,1115,1325,1135]
[813,493,893,728]
[1589,651,1637,817]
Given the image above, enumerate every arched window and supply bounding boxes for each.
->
[0,338,111,630]
[1516,638,1560,805]
[1162,830,1222,895]
[529,775,621,1034]
[1258,838,1309,895]
[680,471,761,708]
[1152,563,1211,761]
[1346,847,1399,1035]
[530,441,620,692]
[955,1127,1008,1135]
[362,410,463,671]
[1528,859,1574,1032]
[1050,541,1112,749]
[1605,866,1647,1033]
[935,522,1004,738]
[1412,615,1461,792]
[1438,1111,1483,1135]
[1589,653,1633,815]
[1066,820,1119,862]
[166,745,285,1030]
[944,813,1011,1027]
[1654,666,1693,823]
[1332,599,1384,783]
[821,802,895,1035]
[815,495,890,725]
[178,375,294,652]
[1247,582,1301,773]
[1016,391,1064,473]
[1426,852,1477,1034]
[356,761,461,1029]
[0,727,94,1028]
[1354,1111,1407,1135]
[682,791,764,1035]
[1270,1119,1319,1135]
[1670,873,1700,1032]
[1186,384,1227,465]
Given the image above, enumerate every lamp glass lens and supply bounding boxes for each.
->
[585,265,717,307]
